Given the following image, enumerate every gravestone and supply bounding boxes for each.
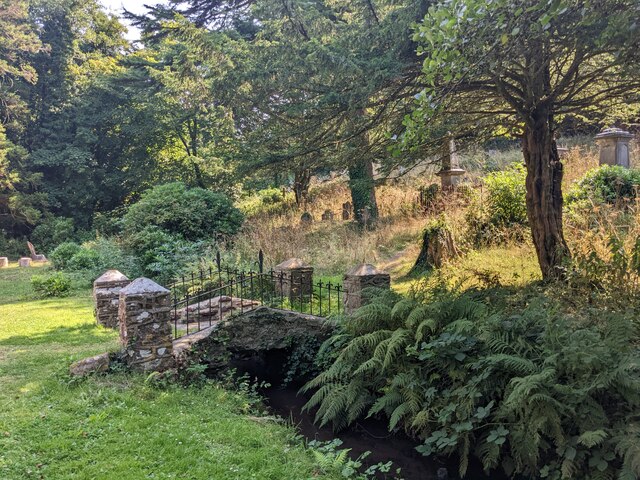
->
[274,258,314,300]
[0,257,8,268]
[118,277,175,372]
[93,270,131,329]
[436,135,465,189]
[18,257,31,267]
[595,127,634,168]
[321,209,334,222]
[300,212,313,225]
[27,241,47,262]
[342,202,353,220]
[343,264,390,315]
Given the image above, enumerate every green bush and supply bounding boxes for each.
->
[30,217,80,254]
[466,164,528,245]
[484,163,527,226]
[567,165,640,205]
[67,247,101,271]
[50,242,82,270]
[31,272,71,298]
[123,182,243,241]
[304,286,640,479]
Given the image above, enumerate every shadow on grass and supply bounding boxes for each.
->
[0,322,116,347]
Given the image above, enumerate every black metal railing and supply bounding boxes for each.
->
[168,253,344,338]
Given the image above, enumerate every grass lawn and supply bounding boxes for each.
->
[0,265,338,480]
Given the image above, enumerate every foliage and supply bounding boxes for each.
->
[123,182,243,242]
[466,164,528,246]
[31,217,84,254]
[567,166,640,206]
[49,241,82,270]
[304,286,640,479]
[307,439,399,480]
[30,272,71,297]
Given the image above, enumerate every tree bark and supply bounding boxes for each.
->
[348,158,378,226]
[522,111,570,280]
[293,168,311,207]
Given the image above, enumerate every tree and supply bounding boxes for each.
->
[410,0,640,279]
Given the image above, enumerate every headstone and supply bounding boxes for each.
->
[274,258,314,300]
[341,202,353,220]
[343,264,391,315]
[0,257,8,268]
[18,257,31,267]
[27,241,47,262]
[93,270,131,329]
[300,212,313,225]
[321,209,334,222]
[436,135,465,189]
[118,277,175,372]
[595,127,634,168]
[360,206,372,227]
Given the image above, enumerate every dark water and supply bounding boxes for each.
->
[230,354,501,480]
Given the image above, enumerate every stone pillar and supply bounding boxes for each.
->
[18,257,31,267]
[436,135,465,189]
[93,270,130,329]
[118,278,174,372]
[274,258,314,300]
[595,127,634,168]
[0,257,8,268]
[343,264,391,315]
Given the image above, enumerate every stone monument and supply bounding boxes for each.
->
[18,257,31,267]
[342,202,353,220]
[436,135,465,189]
[595,127,634,168]
[0,257,8,268]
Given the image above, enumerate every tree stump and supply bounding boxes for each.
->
[412,220,460,272]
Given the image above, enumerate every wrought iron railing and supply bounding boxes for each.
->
[168,252,344,338]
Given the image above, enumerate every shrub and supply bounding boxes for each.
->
[123,182,243,241]
[567,165,640,205]
[466,164,528,245]
[31,272,71,298]
[67,247,101,271]
[484,163,527,226]
[50,242,82,270]
[30,217,78,254]
[304,287,640,479]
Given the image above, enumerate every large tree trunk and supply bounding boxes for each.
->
[293,168,311,207]
[348,158,378,226]
[522,112,570,280]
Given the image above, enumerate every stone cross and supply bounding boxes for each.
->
[595,127,634,168]
[343,264,391,315]
[436,135,465,189]
[93,270,130,329]
[274,258,314,300]
[118,277,175,372]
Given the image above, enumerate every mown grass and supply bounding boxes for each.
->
[0,265,339,480]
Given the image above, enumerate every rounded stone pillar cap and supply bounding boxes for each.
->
[595,127,634,140]
[275,258,311,270]
[94,269,129,286]
[345,263,387,277]
[120,277,169,295]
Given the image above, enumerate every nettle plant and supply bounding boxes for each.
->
[303,287,640,479]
